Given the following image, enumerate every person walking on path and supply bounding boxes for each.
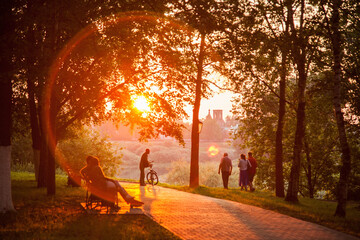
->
[218,153,233,189]
[247,152,258,191]
[139,149,150,186]
[238,154,252,191]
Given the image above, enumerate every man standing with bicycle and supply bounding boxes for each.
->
[139,149,150,186]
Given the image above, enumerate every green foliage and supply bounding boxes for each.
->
[345,127,360,201]
[300,74,340,198]
[232,81,286,191]
[10,162,35,173]
[56,127,122,177]
[231,72,348,198]
[11,133,32,165]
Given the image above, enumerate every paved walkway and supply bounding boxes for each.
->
[122,182,358,240]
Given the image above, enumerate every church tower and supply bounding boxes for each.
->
[213,110,223,121]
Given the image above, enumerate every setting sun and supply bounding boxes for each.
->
[133,95,150,112]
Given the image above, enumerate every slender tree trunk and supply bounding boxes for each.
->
[331,0,351,217]
[285,54,307,202]
[304,137,314,198]
[25,1,42,182]
[285,0,307,202]
[190,33,205,188]
[27,64,41,182]
[275,50,287,198]
[39,1,59,194]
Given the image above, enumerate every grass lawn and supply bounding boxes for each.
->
[161,184,360,238]
[0,172,180,240]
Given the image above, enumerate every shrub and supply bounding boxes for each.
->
[165,160,190,186]
[56,127,122,177]
[200,162,221,187]
[11,162,35,173]
[11,133,33,165]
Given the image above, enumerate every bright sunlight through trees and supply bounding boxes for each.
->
[133,95,150,113]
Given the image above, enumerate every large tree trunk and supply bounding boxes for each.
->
[190,33,205,188]
[37,109,48,188]
[331,0,351,217]
[0,0,15,214]
[0,79,15,213]
[0,146,15,213]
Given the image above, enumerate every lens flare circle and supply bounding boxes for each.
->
[207,145,219,157]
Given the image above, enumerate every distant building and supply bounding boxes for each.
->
[213,109,225,127]
[213,110,222,120]
[201,109,238,141]
[206,110,212,120]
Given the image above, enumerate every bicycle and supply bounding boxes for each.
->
[146,162,159,185]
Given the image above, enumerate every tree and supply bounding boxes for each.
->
[327,0,351,217]
[285,0,322,202]
[42,12,191,194]
[301,73,339,198]
[169,0,230,188]
[255,0,293,198]
[16,0,177,194]
[223,0,294,197]
[0,0,16,213]
[315,0,360,216]
[342,0,360,203]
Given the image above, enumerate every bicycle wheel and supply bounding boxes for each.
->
[146,171,159,185]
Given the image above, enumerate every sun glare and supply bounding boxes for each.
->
[133,95,150,112]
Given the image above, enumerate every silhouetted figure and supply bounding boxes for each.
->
[139,149,150,186]
[218,153,232,189]
[80,155,143,206]
[238,154,252,191]
[247,152,258,191]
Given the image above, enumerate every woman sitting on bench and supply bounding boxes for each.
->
[80,155,143,207]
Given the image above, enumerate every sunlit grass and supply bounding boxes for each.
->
[161,184,360,238]
[1,172,180,240]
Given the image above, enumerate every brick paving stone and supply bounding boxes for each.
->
[120,182,359,240]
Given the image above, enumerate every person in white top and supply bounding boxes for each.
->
[238,154,252,191]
